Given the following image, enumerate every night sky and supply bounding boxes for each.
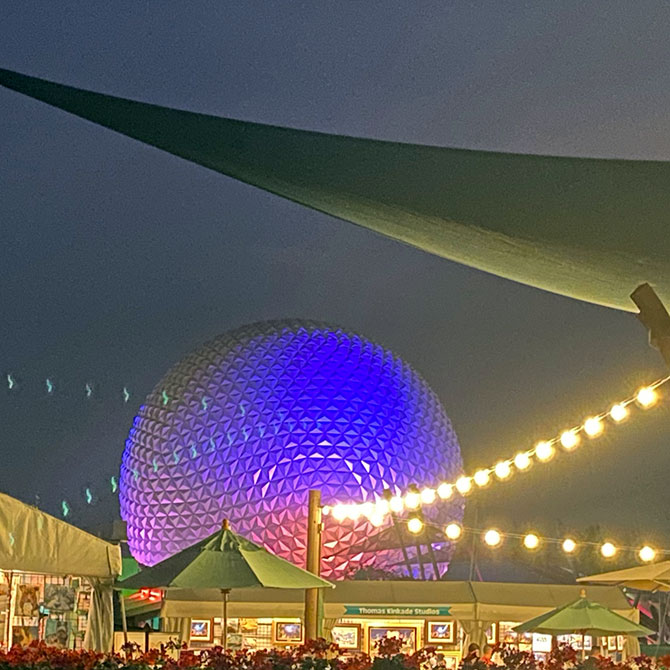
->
[2,2,670,546]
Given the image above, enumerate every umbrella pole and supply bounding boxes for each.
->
[120,591,129,646]
[582,633,586,661]
[221,589,230,650]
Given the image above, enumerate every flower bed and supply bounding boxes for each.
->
[1,638,670,670]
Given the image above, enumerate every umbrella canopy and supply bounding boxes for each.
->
[578,561,670,592]
[119,521,332,591]
[3,67,670,312]
[513,595,653,637]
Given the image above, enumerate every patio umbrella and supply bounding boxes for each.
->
[578,561,670,592]
[513,591,653,658]
[119,520,332,648]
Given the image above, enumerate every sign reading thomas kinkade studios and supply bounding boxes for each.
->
[344,606,451,616]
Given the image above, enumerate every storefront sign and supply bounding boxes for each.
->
[344,606,451,616]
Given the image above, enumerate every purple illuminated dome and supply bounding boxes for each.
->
[120,320,463,579]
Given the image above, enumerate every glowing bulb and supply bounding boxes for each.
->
[369,513,385,528]
[583,417,604,438]
[455,476,472,495]
[562,538,577,554]
[523,533,540,550]
[437,482,453,499]
[639,546,656,562]
[405,491,421,509]
[637,386,658,408]
[601,542,617,558]
[389,496,404,513]
[347,504,362,521]
[420,488,436,505]
[610,403,628,422]
[484,529,502,547]
[322,506,331,516]
[535,441,554,462]
[360,502,374,518]
[560,430,579,450]
[332,504,347,521]
[375,499,390,516]
[445,523,463,541]
[514,452,531,471]
[494,461,512,480]
[407,517,423,534]
[474,469,490,487]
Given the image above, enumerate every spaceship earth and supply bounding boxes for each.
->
[120,319,464,579]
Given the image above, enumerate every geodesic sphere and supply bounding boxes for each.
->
[120,319,463,579]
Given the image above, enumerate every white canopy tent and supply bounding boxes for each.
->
[0,492,122,651]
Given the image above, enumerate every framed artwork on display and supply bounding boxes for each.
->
[607,636,617,651]
[190,619,213,642]
[426,621,455,644]
[368,627,417,655]
[273,620,303,645]
[617,636,625,652]
[486,623,498,644]
[331,623,362,650]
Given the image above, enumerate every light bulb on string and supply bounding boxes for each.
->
[437,483,453,499]
[514,452,531,471]
[523,533,540,550]
[637,386,658,408]
[535,441,554,462]
[389,496,404,513]
[369,513,385,528]
[474,469,490,487]
[494,461,512,480]
[583,417,604,438]
[332,505,347,521]
[639,546,656,562]
[484,529,502,547]
[405,491,421,509]
[360,502,374,518]
[455,476,473,495]
[560,430,579,450]
[601,542,617,558]
[562,538,577,554]
[420,488,436,504]
[322,506,331,517]
[445,523,463,541]
[407,517,423,534]
[610,403,628,423]
[375,499,390,516]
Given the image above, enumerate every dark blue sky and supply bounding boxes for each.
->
[2,2,670,544]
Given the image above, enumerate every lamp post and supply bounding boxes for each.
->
[304,489,322,641]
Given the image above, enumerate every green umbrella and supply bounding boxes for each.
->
[513,592,653,658]
[3,67,670,312]
[120,520,332,648]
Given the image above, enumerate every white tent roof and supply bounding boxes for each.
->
[161,580,635,622]
[0,492,122,578]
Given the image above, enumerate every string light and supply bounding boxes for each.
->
[514,452,531,470]
[523,533,540,550]
[610,403,628,422]
[601,542,617,558]
[639,546,657,562]
[637,386,657,408]
[535,441,554,462]
[484,529,502,547]
[407,517,423,534]
[437,483,453,499]
[583,417,604,438]
[445,522,463,540]
[327,375,669,525]
[389,496,404,513]
[455,476,473,495]
[420,488,436,504]
[560,430,579,450]
[405,491,421,509]
[562,538,577,554]
[494,461,512,480]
